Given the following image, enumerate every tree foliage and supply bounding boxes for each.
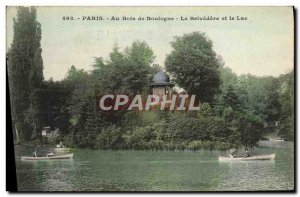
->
[8,7,43,141]
[92,41,157,95]
[165,32,221,103]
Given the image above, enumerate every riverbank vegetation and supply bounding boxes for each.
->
[8,7,294,150]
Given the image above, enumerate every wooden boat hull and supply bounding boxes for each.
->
[21,153,73,161]
[219,153,275,161]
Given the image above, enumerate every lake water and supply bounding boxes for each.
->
[14,141,294,191]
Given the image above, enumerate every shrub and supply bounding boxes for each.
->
[95,124,124,149]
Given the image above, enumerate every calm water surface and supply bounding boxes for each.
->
[14,141,294,191]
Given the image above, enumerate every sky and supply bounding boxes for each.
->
[6,6,294,80]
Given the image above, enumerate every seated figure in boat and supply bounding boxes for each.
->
[47,152,55,157]
[244,149,250,157]
[229,148,237,158]
[32,150,38,157]
[56,141,65,148]
[229,153,238,158]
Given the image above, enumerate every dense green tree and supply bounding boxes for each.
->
[63,66,96,144]
[222,107,235,122]
[7,7,43,141]
[92,48,125,94]
[64,65,91,122]
[65,65,89,85]
[123,41,156,94]
[96,125,124,149]
[265,85,281,124]
[165,32,221,103]
[198,102,213,118]
[213,67,238,115]
[219,67,238,91]
[36,80,71,133]
[92,41,157,95]
[222,85,241,111]
[278,71,294,140]
[238,114,264,148]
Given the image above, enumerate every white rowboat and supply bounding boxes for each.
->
[21,153,73,161]
[219,153,275,161]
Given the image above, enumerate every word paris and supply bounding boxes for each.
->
[99,95,200,111]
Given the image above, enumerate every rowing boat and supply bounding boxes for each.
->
[219,153,275,161]
[21,153,73,161]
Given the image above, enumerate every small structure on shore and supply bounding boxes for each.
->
[41,126,51,137]
[41,127,61,138]
[149,70,174,99]
[41,127,62,144]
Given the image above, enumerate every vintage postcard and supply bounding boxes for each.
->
[6,6,294,192]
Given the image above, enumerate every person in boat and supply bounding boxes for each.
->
[32,150,38,157]
[229,153,238,158]
[47,152,55,157]
[244,149,250,157]
[229,148,237,158]
[56,141,65,148]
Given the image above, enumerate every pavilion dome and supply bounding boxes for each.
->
[153,71,170,83]
[150,70,174,87]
